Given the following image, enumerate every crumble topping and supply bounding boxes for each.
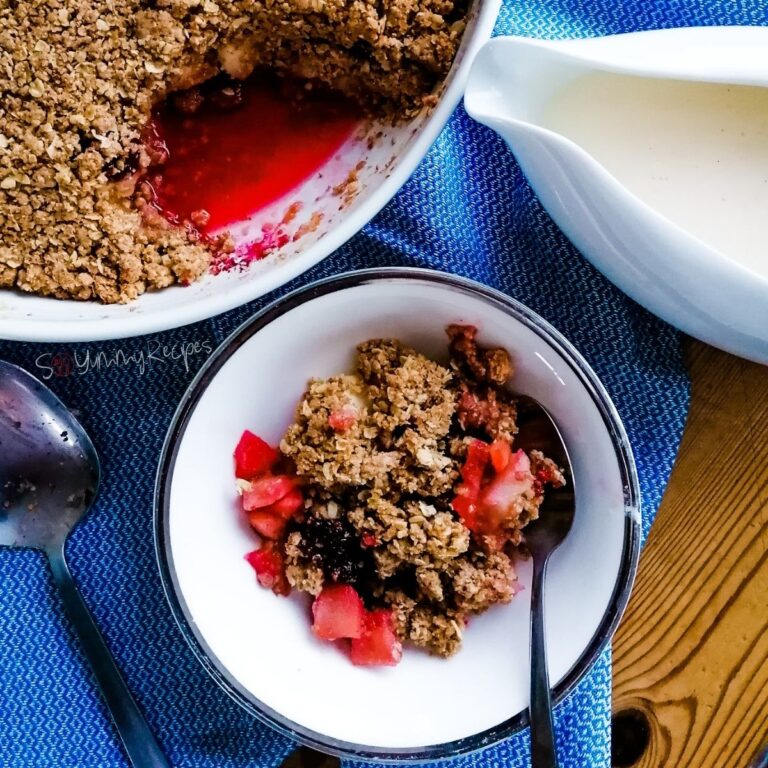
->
[244,327,565,660]
[0,0,468,303]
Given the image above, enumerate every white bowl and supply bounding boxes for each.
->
[464,28,768,364]
[0,2,499,344]
[154,268,641,761]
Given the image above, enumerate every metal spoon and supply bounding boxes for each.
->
[0,361,171,768]
[515,395,576,768]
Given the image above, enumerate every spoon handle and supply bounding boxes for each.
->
[47,548,172,768]
[529,553,559,768]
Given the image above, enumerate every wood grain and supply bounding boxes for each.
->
[613,341,768,768]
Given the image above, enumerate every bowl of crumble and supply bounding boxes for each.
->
[154,268,641,760]
[0,0,499,342]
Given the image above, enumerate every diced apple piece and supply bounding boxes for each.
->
[245,542,290,596]
[267,487,304,519]
[242,475,295,511]
[350,610,402,666]
[312,584,366,641]
[234,430,279,479]
[328,404,358,433]
[247,510,287,540]
[480,449,534,516]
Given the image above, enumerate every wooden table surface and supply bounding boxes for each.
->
[290,340,768,768]
[612,341,768,768]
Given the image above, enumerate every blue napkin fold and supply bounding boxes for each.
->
[8,0,761,765]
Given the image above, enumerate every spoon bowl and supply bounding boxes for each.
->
[516,395,576,558]
[0,361,171,768]
[0,361,99,551]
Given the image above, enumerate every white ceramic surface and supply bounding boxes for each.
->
[464,27,768,364]
[155,270,640,760]
[0,0,499,343]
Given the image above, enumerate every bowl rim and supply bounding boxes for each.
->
[153,267,642,762]
[0,0,500,344]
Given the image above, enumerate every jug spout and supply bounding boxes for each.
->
[463,39,516,127]
[464,36,588,135]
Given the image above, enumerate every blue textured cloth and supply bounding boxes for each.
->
[10,0,765,765]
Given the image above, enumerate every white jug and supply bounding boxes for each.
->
[465,27,768,363]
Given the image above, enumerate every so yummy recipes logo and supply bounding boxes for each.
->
[35,338,214,379]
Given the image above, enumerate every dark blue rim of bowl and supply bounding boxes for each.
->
[154,267,642,763]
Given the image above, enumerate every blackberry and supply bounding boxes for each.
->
[300,516,373,587]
